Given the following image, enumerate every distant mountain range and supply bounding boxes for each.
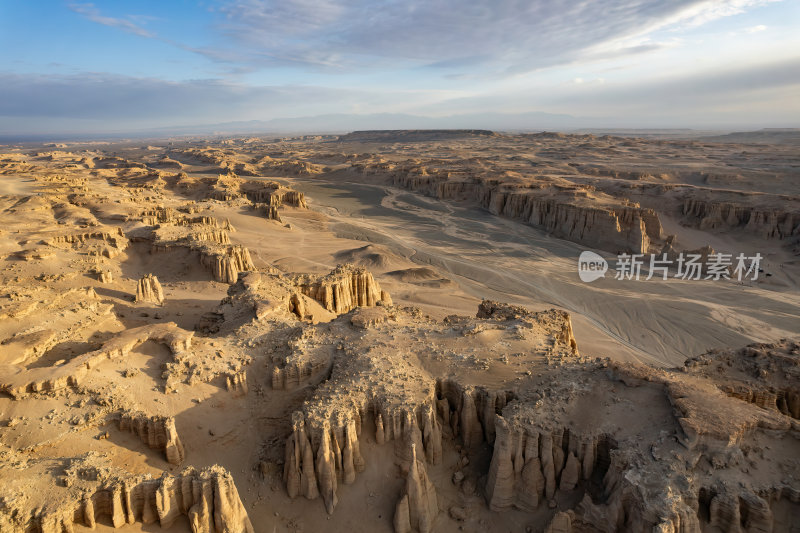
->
[0,110,795,143]
[151,111,590,136]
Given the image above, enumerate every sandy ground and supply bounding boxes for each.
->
[0,131,798,533]
[259,176,798,366]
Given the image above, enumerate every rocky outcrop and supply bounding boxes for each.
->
[477,300,578,355]
[119,412,185,465]
[141,214,254,284]
[135,273,164,304]
[485,416,607,512]
[199,244,256,283]
[225,370,249,396]
[241,181,308,209]
[378,170,661,254]
[0,322,193,398]
[277,302,579,517]
[682,198,799,239]
[393,444,438,533]
[139,206,234,232]
[50,227,128,250]
[684,340,800,420]
[294,264,391,314]
[480,352,800,533]
[266,200,282,222]
[1,462,253,533]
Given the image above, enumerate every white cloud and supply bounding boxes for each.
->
[745,24,768,32]
[212,0,784,74]
[69,3,154,38]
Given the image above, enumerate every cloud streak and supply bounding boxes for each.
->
[213,0,780,73]
[68,3,154,38]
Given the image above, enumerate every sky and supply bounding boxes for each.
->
[0,0,799,135]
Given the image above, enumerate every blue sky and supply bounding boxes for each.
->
[1,0,798,134]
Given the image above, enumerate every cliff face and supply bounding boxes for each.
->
[394,444,439,533]
[137,209,256,284]
[199,244,256,284]
[481,342,800,533]
[383,171,660,254]
[294,264,391,314]
[0,460,254,533]
[119,411,185,465]
[277,303,580,518]
[682,198,799,239]
[240,180,308,209]
[135,273,164,304]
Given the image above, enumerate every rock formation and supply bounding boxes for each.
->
[199,244,256,283]
[294,264,391,314]
[352,163,663,254]
[279,303,578,516]
[119,411,186,465]
[394,444,438,533]
[0,322,193,398]
[683,198,799,239]
[225,370,249,396]
[0,457,253,533]
[481,346,799,532]
[135,273,164,304]
[3,133,799,533]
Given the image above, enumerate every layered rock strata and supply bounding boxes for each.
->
[355,163,662,253]
[682,198,800,239]
[294,264,391,314]
[0,322,193,397]
[0,459,253,533]
[394,444,439,533]
[119,411,186,465]
[135,273,164,304]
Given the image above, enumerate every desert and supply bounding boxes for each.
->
[2,1,800,532]
[0,129,798,533]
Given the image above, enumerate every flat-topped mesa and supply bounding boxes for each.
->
[393,443,439,533]
[0,461,253,533]
[682,198,800,239]
[378,169,661,254]
[278,300,581,517]
[239,180,308,209]
[186,172,308,210]
[119,411,185,465]
[282,340,444,514]
[141,220,253,283]
[294,264,392,314]
[252,154,325,177]
[139,206,235,232]
[49,226,129,257]
[477,300,579,355]
[135,273,164,305]
[684,340,800,420]
[482,350,799,533]
[199,244,255,283]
